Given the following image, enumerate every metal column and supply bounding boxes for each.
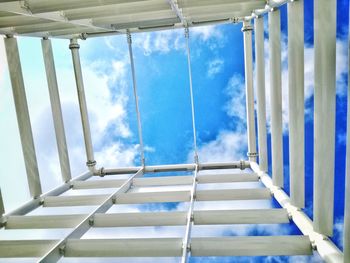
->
[343,2,350,260]
[313,0,336,237]
[242,20,257,162]
[288,0,304,208]
[126,31,145,167]
[268,9,284,188]
[4,36,42,198]
[69,39,96,170]
[254,16,268,172]
[42,38,72,182]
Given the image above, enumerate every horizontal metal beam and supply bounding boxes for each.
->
[191,236,312,256]
[5,208,290,229]
[65,238,183,257]
[0,240,59,257]
[43,188,271,207]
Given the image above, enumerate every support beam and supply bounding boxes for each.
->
[254,16,268,172]
[313,0,336,236]
[39,169,143,262]
[126,31,145,167]
[69,38,96,170]
[251,162,344,263]
[42,38,72,182]
[181,165,198,263]
[0,189,4,216]
[4,36,42,198]
[343,2,350,260]
[268,9,284,188]
[288,0,304,208]
[242,20,257,162]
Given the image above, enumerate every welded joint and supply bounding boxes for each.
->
[287,211,293,221]
[112,195,117,204]
[241,22,253,32]
[59,243,66,255]
[240,160,246,170]
[39,198,45,205]
[69,39,80,50]
[190,212,194,222]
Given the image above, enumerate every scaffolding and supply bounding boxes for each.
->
[0,0,348,262]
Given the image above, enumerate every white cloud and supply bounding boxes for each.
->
[207,58,224,78]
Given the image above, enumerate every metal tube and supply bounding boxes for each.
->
[39,168,144,262]
[4,36,42,198]
[42,38,72,182]
[313,0,336,237]
[181,165,198,263]
[268,9,284,188]
[126,31,145,167]
[254,16,268,172]
[343,2,350,260]
[0,189,4,216]
[185,27,199,164]
[69,38,96,170]
[250,162,343,263]
[242,20,257,162]
[288,0,304,208]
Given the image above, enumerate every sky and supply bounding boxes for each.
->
[0,0,349,262]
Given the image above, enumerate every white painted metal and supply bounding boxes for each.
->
[127,31,145,167]
[288,0,305,208]
[69,38,96,170]
[0,240,59,258]
[194,209,289,225]
[197,173,259,183]
[72,179,126,189]
[190,236,312,256]
[6,214,86,229]
[254,16,268,172]
[65,238,183,257]
[94,211,187,227]
[268,9,284,188]
[185,27,199,164]
[134,176,193,186]
[39,169,143,262]
[196,188,271,201]
[4,36,42,198]
[251,162,344,263]
[181,165,198,263]
[344,4,350,260]
[242,20,257,162]
[42,38,72,182]
[313,0,336,237]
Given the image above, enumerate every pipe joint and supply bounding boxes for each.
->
[69,39,80,49]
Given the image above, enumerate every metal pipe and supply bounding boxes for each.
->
[313,0,336,237]
[288,0,304,208]
[268,9,284,188]
[4,36,42,198]
[69,38,96,170]
[181,164,198,263]
[242,20,257,162]
[126,31,145,167]
[184,27,199,164]
[39,168,144,262]
[250,162,343,263]
[41,38,72,182]
[343,3,350,261]
[0,189,4,216]
[254,16,268,172]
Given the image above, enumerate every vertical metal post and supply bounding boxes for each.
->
[344,12,350,257]
[69,38,96,170]
[254,17,267,169]
[185,27,199,164]
[0,189,4,216]
[288,0,304,208]
[268,9,284,188]
[313,0,336,237]
[42,38,72,182]
[126,31,145,167]
[4,36,42,198]
[242,20,257,162]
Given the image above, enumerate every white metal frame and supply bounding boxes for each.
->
[0,0,349,262]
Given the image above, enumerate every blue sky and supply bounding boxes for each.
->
[0,0,349,262]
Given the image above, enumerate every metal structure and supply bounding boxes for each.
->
[0,0,349,262]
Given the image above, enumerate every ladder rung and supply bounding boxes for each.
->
[0,240,59,257]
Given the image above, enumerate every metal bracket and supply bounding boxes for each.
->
[58,244,66,255]
[88,217,94,226]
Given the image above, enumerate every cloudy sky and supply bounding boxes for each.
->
[0,0,349,262]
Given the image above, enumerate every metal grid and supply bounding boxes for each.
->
[0,0,349,262]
